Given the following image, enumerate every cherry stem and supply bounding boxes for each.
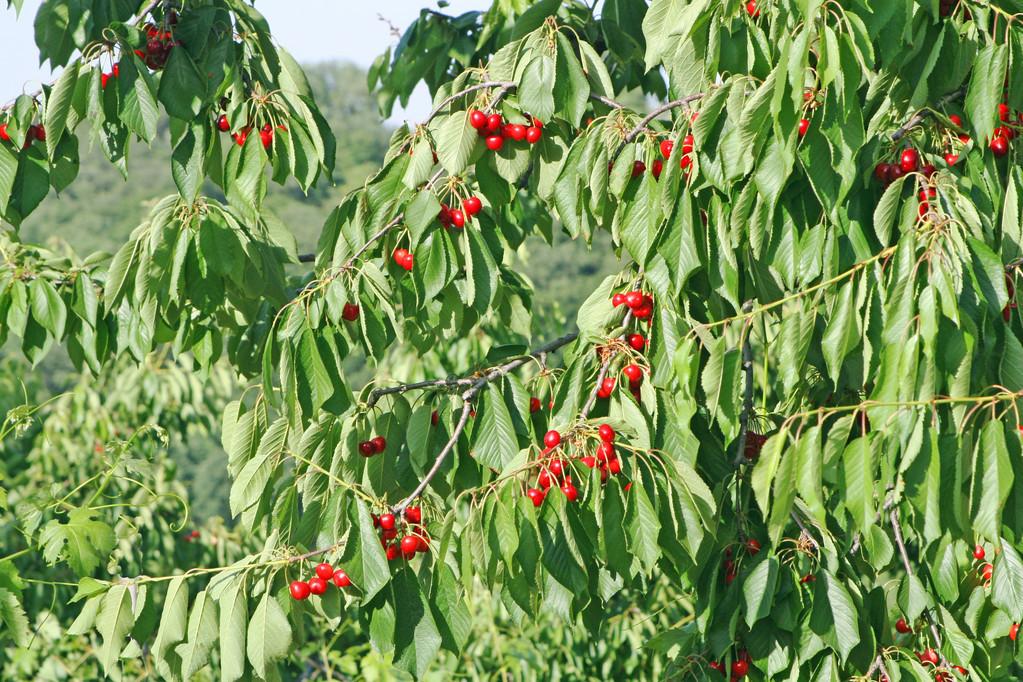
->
[731,299,756,468]
[889,87,966,142]
[611,94,706,164]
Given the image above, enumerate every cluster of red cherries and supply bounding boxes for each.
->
[216,116,283,150]
[0,123,45,149]
[135,20,179,71]
[437,195,483,229]
[721,538,762,585]
[524,425,629,507]
[288,562,351,600]
[391,248,415,271]
[100,63,120,89]
[468,110,543,152]
[357,435,387,457]
[371,507,430,561]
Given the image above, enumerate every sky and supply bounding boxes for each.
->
[0,0,490,122]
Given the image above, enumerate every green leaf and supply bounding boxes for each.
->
[152,576,188,680]
[965,42,1008,144]
[174,589,218,678]
[158,47,207,119]
[229,416,289,518]
[29,277,66,338]
[39,507,116,575]
[518,55,556,123]
[435,114,477,175]
[0,588,29,648]
[872,174,907,246]
[742,557,779,627]
[246,589,290,679]
[821,279,860,384]
[118,57,159,143]
[43,61,79,158]
[219,580,248,682]
[96,584,135,678]
[842,436,875,534]
[968,237,1007,316]
[475,384,518,471]
[973,421,1012,540]
[810,573,861,663]
[992,539,1023,622]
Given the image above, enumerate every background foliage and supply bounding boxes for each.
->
[3,0,1023,680]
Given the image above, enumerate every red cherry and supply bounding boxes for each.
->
[308,577,327,595]
[900,148,919,172]
[332,570,351,588]
[549,459,564,478]
[745,0,759,18]
[651,158,663,179]
[485,135,504,151]
[944,153,959,166]
[580,455,596,468]
[381,527,397,541]
[624,291,644,308]
[260,127,273,149]
[526,488,545,507]
[233,129,248,146]
[543,430,561,448]
[0,123,8,142]
[631,160,646,177]
[660,140,674,159]
[611,293,626,307]
[289,580,311,600]
[400,535,419,555]
[342,302,360,321]
[431,410,439,426]
[732,659,749,676]
[1011,623,1020,641]
[405,507,422,524]
[999,102,1011,121]
[486,113,503,132]
[798,118,809,137]
[681,134,695,154]
[508,124,527,141]
[607,458,621,475]
[101,72,110,89]
[463,196,482,215]
[919,649,939,665]
[598,424,615,442]
[996,125,1016,141]
[627,333,646,350]
[393,247,411,269]
[973,544,986,560]
[468,110,487,129]
[953,666,968,676]
[371,436,387,453]
[386,544,400,561]
[874,162,891,181]
[800,574,815,583]
[358,441,375,457]
[561,482,578,502]
[213,114,229,132]
[745,538,761,555]
[601,377,616,392]
[991,135,1009,157]
[537,469,552,489]
[529,397,542,413]
[531,117,543,129]
[895,617,912,634]
[449,209,465,229]
[949,114,963,127]
[315,563,334,580]
[596,442,615,463]
[623,364,643,382]
[379,513,396,530]
[525,126,542,144]
[921,163,936,177]
[709,661,725,672]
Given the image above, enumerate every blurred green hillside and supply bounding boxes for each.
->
[7,61,616,520]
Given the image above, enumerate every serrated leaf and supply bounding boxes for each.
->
[246,589,290,679]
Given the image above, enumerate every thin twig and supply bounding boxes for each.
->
[890,87,966,142]
[423,81,515,125]
[732,300,756,467]
[392,332,579,513]
[611,94,704,163]
[366,376,474,409]
[890,508,948,667]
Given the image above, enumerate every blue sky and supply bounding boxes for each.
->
[0,0,490,122]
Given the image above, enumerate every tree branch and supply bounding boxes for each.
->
[890,87,967,142]
[392,332,579,513]
[890,508,948,667]
[422,80,516,125]
[611,94,704,163]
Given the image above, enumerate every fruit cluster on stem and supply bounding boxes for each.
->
[469,109,543,152]
[372,507,429,561]
[289,562,351,601]
[357,436,387,457]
